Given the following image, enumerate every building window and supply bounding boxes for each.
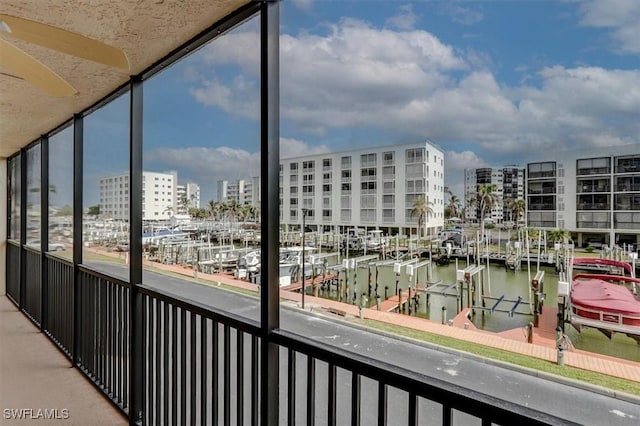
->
[341,156,351,169]
[406,148,425,163]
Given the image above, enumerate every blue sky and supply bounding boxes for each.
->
[82,0,640,205]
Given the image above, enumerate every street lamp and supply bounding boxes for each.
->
[301,208,310,309]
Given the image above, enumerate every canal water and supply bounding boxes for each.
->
[318,256,640,363]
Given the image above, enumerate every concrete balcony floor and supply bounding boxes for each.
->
[0,296,126,425]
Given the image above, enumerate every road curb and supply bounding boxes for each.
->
[300,306,640,405]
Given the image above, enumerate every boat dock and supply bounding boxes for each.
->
[281,273,337,292]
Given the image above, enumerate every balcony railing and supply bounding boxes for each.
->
[528,171,555,178]
[615,165,640,173]
[577,203,610,210]
[577,167,610,176]
[77,266,131,413]
[577,186,610,193]
[527,221,556,227]
[615,204,640,210]
[614,184,640,192]
[576,221,611,229]
[24,246,42,325]
[615,222,640,230]
[7,241,20,306]
[528,203,556,210]
[5,240,585,426]
[527,188,556,194]
[45,254,73,357]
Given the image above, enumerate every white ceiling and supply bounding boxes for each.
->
[0,0,251,158]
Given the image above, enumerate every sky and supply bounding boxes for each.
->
[80,0,640,206]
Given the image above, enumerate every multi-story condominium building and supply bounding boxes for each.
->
[217,178,260,206]
[526,145,640,247]
[176,182,200,214]
[279,142,445,236]
[464,166,525,224]
[100,171,177,221]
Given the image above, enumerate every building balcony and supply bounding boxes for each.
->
[527,188,556,195]
[577,186,610,193]
[614,222,640,230]
[577,167,611,176]
[528,203,556,210]
[615,165,640,174]
[576,221,611,229]
[527,171,556,179]
[527,221,556,227]
[577,203,610,210]
[614,184,640,192]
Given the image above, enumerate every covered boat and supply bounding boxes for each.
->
[569,258,640,336]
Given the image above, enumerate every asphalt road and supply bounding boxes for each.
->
[88,261,640,425]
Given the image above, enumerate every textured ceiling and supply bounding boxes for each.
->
[0,0,251,158]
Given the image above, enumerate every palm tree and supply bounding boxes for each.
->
[207,200,220,220]
[475,184,499,239]
[547,228,570,248]
[446,195,461,219]
[410,196,434,243]
[226,200,240,223]
[509,199,526,227]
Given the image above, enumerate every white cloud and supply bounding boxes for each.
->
[189,75,259,120]
[444,150,490,198]
[441,3,484,25]
[145,139,329,201]
[183,16,640,195]
[577,0,640,53]
[281,137,330,158]
[386,4,418,30]
[291,0,313,12]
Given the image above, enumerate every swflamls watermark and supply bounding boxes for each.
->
[3,408,69,420]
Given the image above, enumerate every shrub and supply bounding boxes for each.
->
[585,245,595,253]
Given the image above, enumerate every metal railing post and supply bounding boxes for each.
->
[72,114,84,366]
[40,135,49,332]
[129,75,144,425]
[260,1,280,425]
[19,147,27,309]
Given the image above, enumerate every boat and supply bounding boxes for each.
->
[569,257,640,337]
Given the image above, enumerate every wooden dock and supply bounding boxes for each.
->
[280,274,337,292]
[378,290,414,312]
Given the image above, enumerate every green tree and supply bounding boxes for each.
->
[446,195,461,219]
[87,205,100,215]
[55,204,73,216]
[547,228,570,248]
[508,199,526,226]
[410,196,434,242]
[473,184,499,239]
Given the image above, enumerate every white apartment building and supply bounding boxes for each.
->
[176,182,200,214]
[99,171,177,221]
[526,145,640,247]
[464,166,525,223]
[217,178,260,206]
[279,141,445,236]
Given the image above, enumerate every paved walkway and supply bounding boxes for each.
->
[143,259,640,383]
[0,296,126,425]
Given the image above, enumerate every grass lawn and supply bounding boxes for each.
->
[359,319,640,396]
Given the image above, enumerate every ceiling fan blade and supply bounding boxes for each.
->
[0,14,130,71]
[0,39,77,97]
